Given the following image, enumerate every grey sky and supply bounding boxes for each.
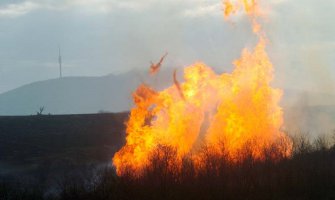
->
[0,0,334,94]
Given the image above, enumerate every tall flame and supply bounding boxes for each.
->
[113,0,292,176]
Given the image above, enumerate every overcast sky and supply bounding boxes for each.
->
[0,0,334,94]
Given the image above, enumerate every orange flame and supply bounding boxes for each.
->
[113,0,292,176]
[223,0,259,17]
[149,53,168,75]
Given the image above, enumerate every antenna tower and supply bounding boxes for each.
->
[58,46,62,78]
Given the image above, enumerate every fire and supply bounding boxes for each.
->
[223,0,259,18]
[113,0,292,176]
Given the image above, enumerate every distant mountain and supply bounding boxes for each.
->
[0,69,175,116]
[0,69,334,133]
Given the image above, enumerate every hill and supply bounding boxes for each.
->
[0,69,334,133]
[0,69,174,116]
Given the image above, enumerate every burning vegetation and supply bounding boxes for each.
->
[113,0,292,176]
[1,1,335,200]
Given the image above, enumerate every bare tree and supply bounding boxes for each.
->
[37,106,45,115]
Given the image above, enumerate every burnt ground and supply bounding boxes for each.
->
[0,113,128,177]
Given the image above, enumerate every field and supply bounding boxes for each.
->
[0,113,127,176]
[1,113,335,200]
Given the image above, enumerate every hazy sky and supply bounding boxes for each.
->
[0,0,334,94]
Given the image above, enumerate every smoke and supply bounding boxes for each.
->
[283,91,335,135]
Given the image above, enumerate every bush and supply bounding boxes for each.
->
[1,134,335,200]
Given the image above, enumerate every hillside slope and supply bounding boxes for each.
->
[0,69,174,115]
